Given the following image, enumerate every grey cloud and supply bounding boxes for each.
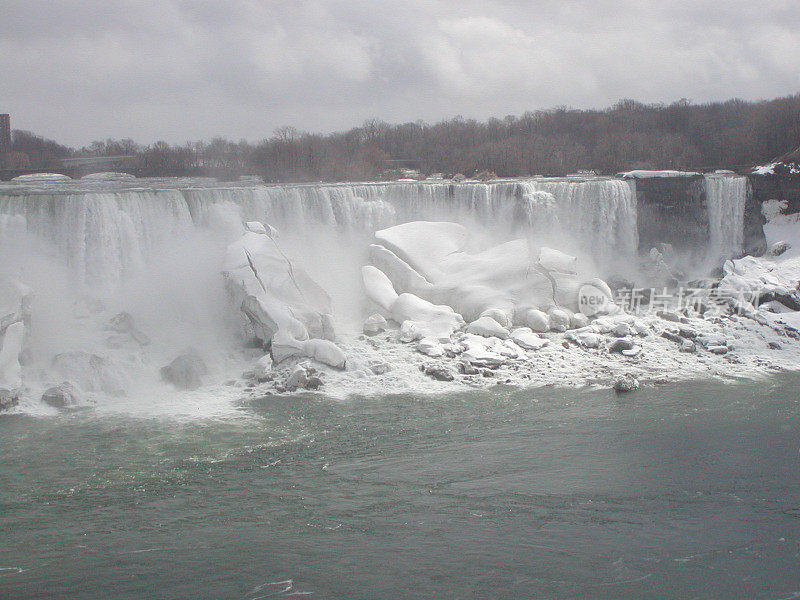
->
[0,0,798,145]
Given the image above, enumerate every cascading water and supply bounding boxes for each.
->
[705,174,747,261]
[0,178,639,287]
[0,176,642,413]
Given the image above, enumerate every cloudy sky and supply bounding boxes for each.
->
[2,0,799,146]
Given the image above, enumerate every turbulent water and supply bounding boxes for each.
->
[1,376,799,599]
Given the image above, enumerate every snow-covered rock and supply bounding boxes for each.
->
[566,329,602,348]
[607,339,635,353]
[417,338,445,357]
[106,312,150,346]
[466,316,510,339]
[285,365,308,391]
[420,363,455,381]
[224,223,345,368]
[479,308,513,328]
[300,339,347,369]
[524,309,550,332]
[548,308,570,332]
[539,247,577,273]
[363,313,387,336]
[460,334,507,367]
[768,241,790,257]
[570,312,590,329]
[367,222,614,325]
[510,328,547,350]
[362,265,464,342]
[254,354,273,380]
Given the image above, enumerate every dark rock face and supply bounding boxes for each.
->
[305,376,323,390]
[420,363,455,381]
[750,173,800,214]
[0,388,19,411]
[633,176,708,253]
[743,182,767,257]
[632,175,768,260]
[160,352,208,390]
[607,339,635,353]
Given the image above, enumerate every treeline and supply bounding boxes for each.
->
[6,94,800,180]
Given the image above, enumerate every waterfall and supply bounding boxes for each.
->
[705,174,747,260]
[0,178,639,287]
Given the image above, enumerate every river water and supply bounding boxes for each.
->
[1,376,799,599]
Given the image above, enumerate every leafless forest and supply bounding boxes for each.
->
[5,95,800,181]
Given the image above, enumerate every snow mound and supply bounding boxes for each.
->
[11,173,72,183]
[618,170,699,179]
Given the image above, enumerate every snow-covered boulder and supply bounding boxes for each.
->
[479,308,513,328]
[524,309,550,332]
[362,265,464,342]
[1,279,33,334]
[613,374,640,392]
[570,312,590,329]
[285,364,308,391]
[0,279,33,404]
[363,313,387,336]
[510,328,547,350]
[459,334,507,367]
[539,247,577,273]
[301,338,346,369]
[224,222,346,368]
[253,354,273,380]
[417,338,445,357]
[367,222,614,324]
[466,316,510,339]
[548,308,570,332]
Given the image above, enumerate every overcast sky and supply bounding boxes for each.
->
[2,0,799,147]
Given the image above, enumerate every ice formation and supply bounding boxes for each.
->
[223,222,346,368]
[0,279,32,400]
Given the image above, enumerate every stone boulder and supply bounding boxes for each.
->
[420,363,455,381]
[160,352,208,391]
[613,374,640,393]
[41,382,82,408]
